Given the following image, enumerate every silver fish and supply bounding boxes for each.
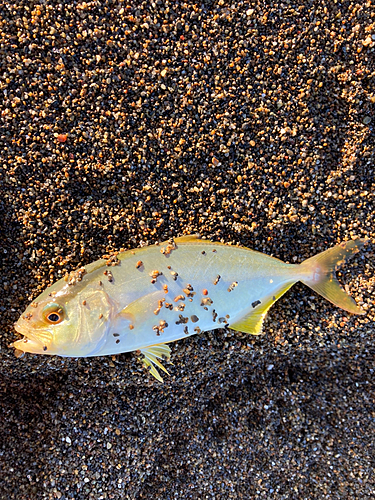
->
[14,236,367,381]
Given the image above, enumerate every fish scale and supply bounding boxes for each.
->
[13,235,368,382]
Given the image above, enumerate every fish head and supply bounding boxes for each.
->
[13,273,114,357]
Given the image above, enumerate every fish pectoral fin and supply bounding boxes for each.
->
[139,344,172,383]
[229,283,294,335]
[119,291,166,323]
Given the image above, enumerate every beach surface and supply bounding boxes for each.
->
[0,1,374,499]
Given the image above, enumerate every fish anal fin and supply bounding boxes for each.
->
[139,344,171,382]
[230,308,267,335]
[230,283,294,335]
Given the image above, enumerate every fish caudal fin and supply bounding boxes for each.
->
[139,344,172,382]
[299,239,366,315]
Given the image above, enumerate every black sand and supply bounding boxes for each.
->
[0,1,374,499]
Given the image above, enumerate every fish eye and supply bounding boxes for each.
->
[48,313,60,323]
[43,303,65,325]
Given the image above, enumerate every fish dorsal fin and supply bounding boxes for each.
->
[139,344,172,382]
[230,282,294,335]
[173,235,231,247]
[173,236,278,256]
[173,234,202,243]
[158,234,202,247]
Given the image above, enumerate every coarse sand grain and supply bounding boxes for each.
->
[0,1,374,499]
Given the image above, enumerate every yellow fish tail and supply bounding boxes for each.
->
[299,239,367,315]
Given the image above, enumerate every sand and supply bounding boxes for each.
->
[0,1,374,499]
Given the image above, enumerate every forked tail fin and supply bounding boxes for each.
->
[299,239,366,315]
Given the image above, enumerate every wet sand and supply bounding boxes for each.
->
[0,1,374,499]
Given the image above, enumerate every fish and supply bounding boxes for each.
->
[13,235,367,382]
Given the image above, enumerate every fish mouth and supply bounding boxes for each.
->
[13,337,48,355]
[14,322,53,352]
